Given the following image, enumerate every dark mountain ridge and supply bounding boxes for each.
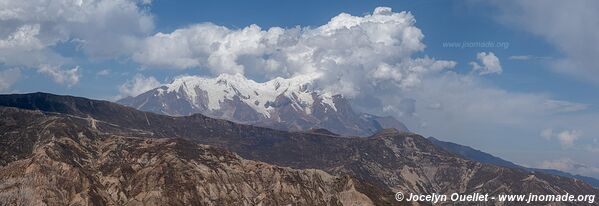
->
[0,107,378,205]
[428,137,599,188]
[1,92,598,205]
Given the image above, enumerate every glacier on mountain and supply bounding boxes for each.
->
[118,73,407,136]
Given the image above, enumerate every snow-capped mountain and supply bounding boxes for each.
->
[117,73,407,136]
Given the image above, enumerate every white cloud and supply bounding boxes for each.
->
[0,0,153,58]
[508,55,552,61]
[134,7,455,97]
[133,7,589,138]
[372,72,587,129]
[490,0,599,83]
[539,158,599,178]
[0,0,153,86]
[0,68,21,91]
[470,52,502,75]
[37,65,81,86]
[0,24,44,51]
[509,55,531,61]
[118,73,161,97]
[543,100,588,113]
[0,24,65,67]
[138,0,152,5]
[541,128,583,148]
[541,128,554,140]
[557,130,583,148]
[96,69,111,76]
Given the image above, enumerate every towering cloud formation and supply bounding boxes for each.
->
[132,7,588,137]
[133,7,456,97]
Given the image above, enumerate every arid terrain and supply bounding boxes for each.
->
[0,93,597,205]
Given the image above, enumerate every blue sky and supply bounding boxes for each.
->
[9,0,596,104]
[1,0,598,178]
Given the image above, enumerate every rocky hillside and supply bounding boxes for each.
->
[428,137,599,188]
[0,107,377,205]
[117,73,407,136]
[1,93,598,205]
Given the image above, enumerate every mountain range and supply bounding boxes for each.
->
[117,74,408,136]
[1,92,597,205]
[119,74,599,188]
[428,137,599,188]
[0,106,375,205]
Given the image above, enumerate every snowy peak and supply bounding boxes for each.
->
[118,74,407,136]
[156,73,336,117]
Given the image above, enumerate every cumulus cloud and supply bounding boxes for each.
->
[0,0,153,58]
[470,52,502,75]
[134,7,456,97]
[132,7,588,136]
[556,130,582,148]
[0,68,21,91]
[0,0,153,86]
[541,128,583,148]
[0,24,64,67]
[489,0,599,83]
[539,158,599,178]
[118,73,161,97]
[37,65,81,86]
[0,24,44,51]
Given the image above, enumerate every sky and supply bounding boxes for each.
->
[1,0,599,178]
